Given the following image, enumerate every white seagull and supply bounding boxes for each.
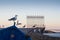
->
[8,15,18,21]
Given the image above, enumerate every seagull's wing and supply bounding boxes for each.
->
[8,17,16,21]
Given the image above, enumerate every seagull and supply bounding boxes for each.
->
[8,15,18,21]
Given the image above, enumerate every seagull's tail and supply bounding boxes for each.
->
[8,19,11,21]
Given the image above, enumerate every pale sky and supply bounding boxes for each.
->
[0,0,60,31]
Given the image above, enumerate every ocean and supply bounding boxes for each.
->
[43,33,60,37]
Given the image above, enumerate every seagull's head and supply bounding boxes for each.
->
[15,15,18,17]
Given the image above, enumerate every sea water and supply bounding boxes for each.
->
[43,33,60,37]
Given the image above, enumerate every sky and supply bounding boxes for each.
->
[0,0,60,31]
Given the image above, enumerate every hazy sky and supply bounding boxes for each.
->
[0,0,60,30]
